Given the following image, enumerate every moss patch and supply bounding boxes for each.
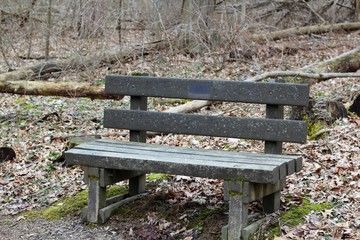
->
[146,173,170,182]
[266,225,281,240]
[304,116,327,140]
[187,207,225,231]
[24,185,127,221]
[260,199,333,239]
[280,199,333,227]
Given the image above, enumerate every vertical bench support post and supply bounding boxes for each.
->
[129,96,147,196]
[263,99,284,213]
[86,167,106,223]
[222,181,249,240]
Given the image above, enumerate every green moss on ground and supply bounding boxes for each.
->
[260,199,333,240]
[24,185,127,221]
[146,173,170,182]
[266,225,281,240]
[280,199,333,227]
[188,207,224,231]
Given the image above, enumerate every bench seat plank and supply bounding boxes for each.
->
[104,110,307,143]
[85,140,299,175]
[66,140,301,184]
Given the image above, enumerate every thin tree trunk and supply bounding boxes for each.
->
[0,13,11,70]
[118,0,122,45]
[355,0,360,21]
[79,0,104,38]
[45,0,52,60]
[26,1,37,59]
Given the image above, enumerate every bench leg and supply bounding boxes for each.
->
[222,181,249,240]
[262,179,285,213]
[262,190,281,213]
[129,173,146,196]
[86,167,106,223]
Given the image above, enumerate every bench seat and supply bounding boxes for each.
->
[66,139,302,184]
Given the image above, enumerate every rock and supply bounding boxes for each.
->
[0,147,16,162]
[349,94,360,117]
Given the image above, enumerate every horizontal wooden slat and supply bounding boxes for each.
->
[65,140,302,183]
[74,142,287,178]
[66,147,284,184]
[105,75,309,106]
[104,109,307,143]
[90,140,300,175]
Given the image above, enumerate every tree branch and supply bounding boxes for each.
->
[245,71,360,82]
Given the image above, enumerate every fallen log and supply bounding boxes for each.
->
[290,99,348,139]
[250,22,360,42]
[164,100,213,113]
[0,80,121,100]
[0,41,168,99]
[302,46,360,74]
[0,41,167,82]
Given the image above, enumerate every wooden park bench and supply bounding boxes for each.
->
[65,75,309,240]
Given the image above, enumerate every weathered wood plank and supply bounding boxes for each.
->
[72,141,301,177]
[104,110,307,143]
[105,75,309,106]
[66,148,281,183]
[80,140,300,175]
[97,139,300,161]
[77,141,293,165]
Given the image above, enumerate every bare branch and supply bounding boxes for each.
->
[245,71,360,82]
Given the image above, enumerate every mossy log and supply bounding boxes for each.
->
[0,41,168,99]
[291,99,347,122]
[302,47,360,76]
[290,99,347,139]
[0,80,122,100]
[246,47,360,83]
[251,22,360,42]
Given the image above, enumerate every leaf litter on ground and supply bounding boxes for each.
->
[0,30,359,239]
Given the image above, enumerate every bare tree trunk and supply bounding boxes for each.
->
[356,0,360,21]
[45,0,52,60]
[26,0,37,59]
[118,0,122,45]
[0,11,11,70]
[180,0,216,52]
[78,0,104,38]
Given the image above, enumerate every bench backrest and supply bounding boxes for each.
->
[104,75,309,153]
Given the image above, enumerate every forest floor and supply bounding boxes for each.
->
[0,29,359,240]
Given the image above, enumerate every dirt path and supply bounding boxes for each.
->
[0,215,124,240]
